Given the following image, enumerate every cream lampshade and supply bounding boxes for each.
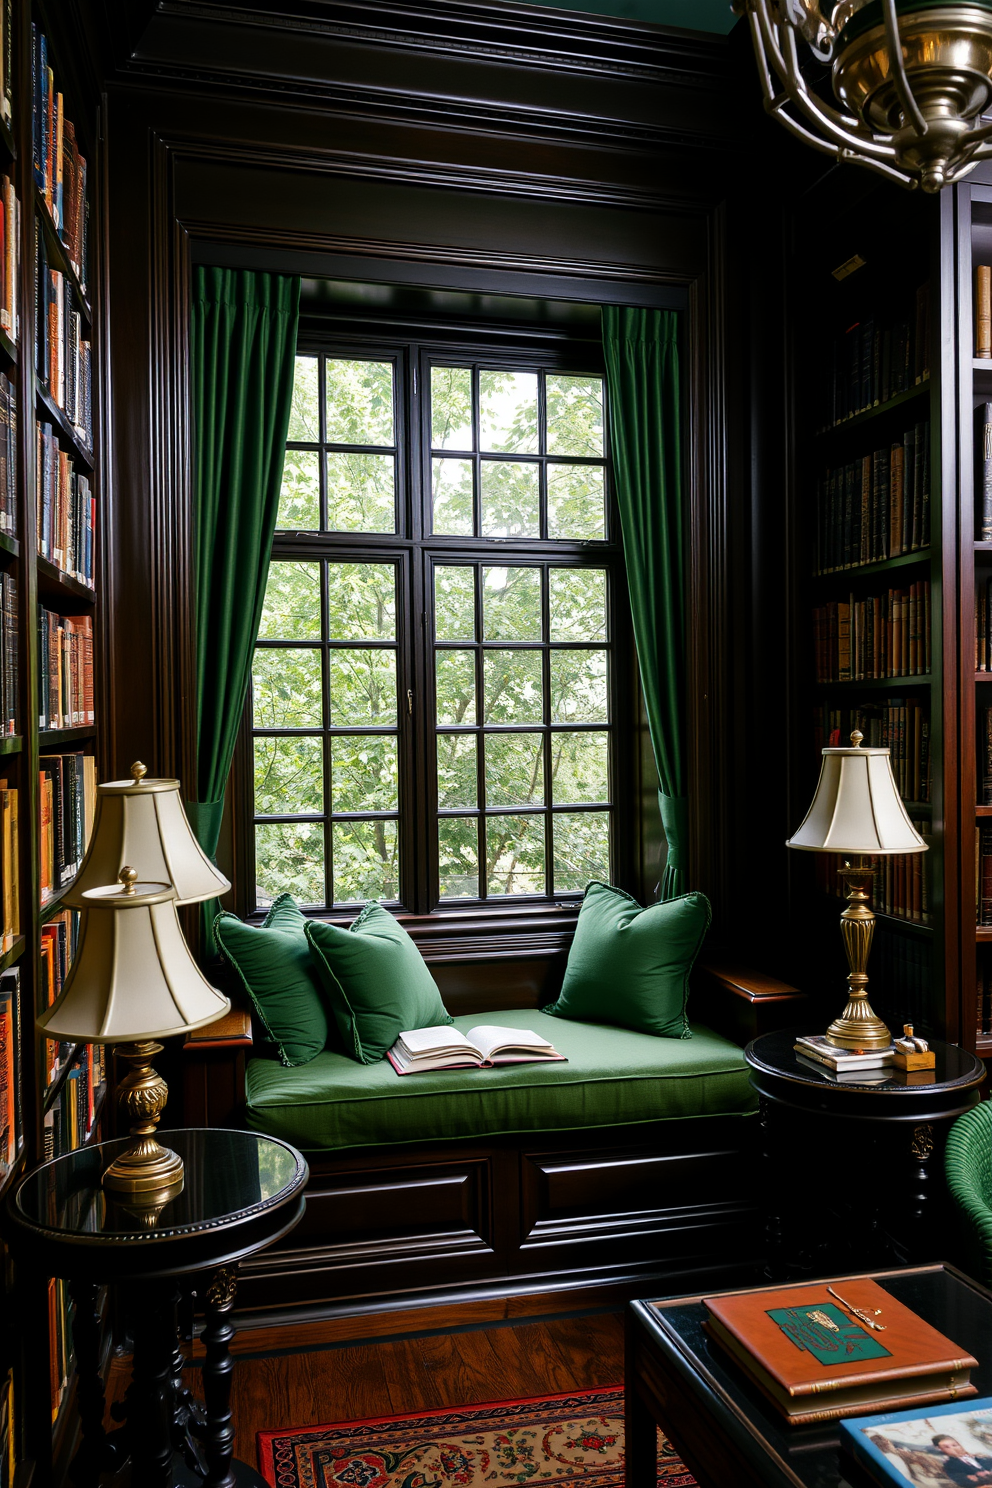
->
[38,868,230,1197]
[61,761,230,909]
[787,731,927,1051]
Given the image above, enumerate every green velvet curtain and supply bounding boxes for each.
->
[602,305,687,899]
[188,266,301,859]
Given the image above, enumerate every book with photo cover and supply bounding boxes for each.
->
[386,1024,566,1075]
[840,1396,992,1487]
[700,1278,977,1426]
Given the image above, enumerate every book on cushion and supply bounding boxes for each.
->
[701,1278,977,1426]
[386,1024,566,1075]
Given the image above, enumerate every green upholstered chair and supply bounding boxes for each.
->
[945,1102,992,1287]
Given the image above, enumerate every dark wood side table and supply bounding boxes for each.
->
[745,1029,985,1274]
[3,1126,308,1488]
[625,1262,992,1488]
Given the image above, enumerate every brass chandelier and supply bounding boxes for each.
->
[733,0,992,192]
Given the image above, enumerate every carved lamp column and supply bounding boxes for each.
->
[37,869,230,1198]
[787,731,927,1051]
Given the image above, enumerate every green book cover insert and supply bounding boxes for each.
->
[766,1304,892,1366]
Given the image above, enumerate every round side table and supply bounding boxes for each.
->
[4,1127,308,1488]
[744,1030,985,1276]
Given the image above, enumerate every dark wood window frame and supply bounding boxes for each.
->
[232,326,641,934]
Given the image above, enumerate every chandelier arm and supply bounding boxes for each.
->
[879,0,928,136]
[774,19,899,159]
[835,148,918,186]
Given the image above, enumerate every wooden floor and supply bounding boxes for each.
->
[106,1309,626,1474]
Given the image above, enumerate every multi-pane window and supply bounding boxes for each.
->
[250,341,626,914]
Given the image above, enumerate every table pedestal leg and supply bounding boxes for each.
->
[906,1122,936,1263]
[200,1267,238,1488]
[128,1281,178,1488]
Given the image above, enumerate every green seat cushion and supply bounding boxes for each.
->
[245,1009,756,1151]
[305,904,453,1064]
[213,895,330,1067]
[542,881,711,1040]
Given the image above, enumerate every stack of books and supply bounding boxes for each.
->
[703,1278,977,1426]
[794,1034,895,1073]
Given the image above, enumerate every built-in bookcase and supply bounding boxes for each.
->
[0,1,106,1481]
[787,185,951,1040]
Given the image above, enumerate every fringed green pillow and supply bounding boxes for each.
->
[305,903,452,1064]
[543,881,711,1039]
[213,894,330,1067]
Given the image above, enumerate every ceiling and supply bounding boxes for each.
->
[498,0,737,33]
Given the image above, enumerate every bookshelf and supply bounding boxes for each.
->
[788,184,947,1044]
[0,1,106,1482]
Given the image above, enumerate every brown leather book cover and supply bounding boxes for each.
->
[703,1278,977,1399]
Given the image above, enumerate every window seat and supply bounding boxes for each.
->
[244,1011,756,1152]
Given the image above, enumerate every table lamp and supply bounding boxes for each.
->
[786,730,927,1051]
[38,867,230,1198]
[61,760,230,908]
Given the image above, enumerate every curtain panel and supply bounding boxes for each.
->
[188,266,301,861]
[601,305,687,899]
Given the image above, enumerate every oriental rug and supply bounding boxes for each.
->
[256,1385,696,1487]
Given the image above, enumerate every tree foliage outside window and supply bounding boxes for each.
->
[251,343,619,912]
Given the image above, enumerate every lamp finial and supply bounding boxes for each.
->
[131,761,147,783]
[850,730,863,748]
[119,866,138,895]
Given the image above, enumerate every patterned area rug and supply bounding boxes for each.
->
[257,1386,696,1487]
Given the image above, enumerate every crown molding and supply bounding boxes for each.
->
[145,0,733,89]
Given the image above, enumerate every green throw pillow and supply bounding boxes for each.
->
[543,881,711,1040]
[305,903,452,1064]
[213,894,331,1067]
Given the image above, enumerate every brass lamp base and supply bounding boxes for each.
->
[825,857,892,1052]
[101,1039,185,1198]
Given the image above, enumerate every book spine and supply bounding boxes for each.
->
[978,265,992,357]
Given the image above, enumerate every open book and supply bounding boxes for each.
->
[387,1024,566,1075]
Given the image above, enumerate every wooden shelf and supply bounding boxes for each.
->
[35,194,90,325]
[814,675,932,693]
[0,736,22,757]
[0,113,14,165]
[39,882,78,924]
[38,726,95,748]
[814,379,930,439]
[36,554,94,606]
[35,380,93,471]
[0,937,25,974]
[813,549,931,582]
[42,1043,81,1112]
[0,1146,25,1207]
[977,927,992,942]
[0,325,16,369]
[977,1034,992,1056]
[0,531,19,560]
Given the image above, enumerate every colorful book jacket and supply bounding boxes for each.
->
[840,1396,992,1488]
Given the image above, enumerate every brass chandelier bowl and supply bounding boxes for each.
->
[734,0,992,192]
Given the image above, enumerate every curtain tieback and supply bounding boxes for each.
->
[658,792,688,868]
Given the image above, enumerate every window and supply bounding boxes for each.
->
[249,335,631,915]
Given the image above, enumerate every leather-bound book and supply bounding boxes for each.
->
[978,264,992,357]
[702,1278,977,1426]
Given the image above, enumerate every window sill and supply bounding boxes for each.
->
[243,902,581,961]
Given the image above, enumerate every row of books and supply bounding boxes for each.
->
[36,421,94,584]
[0,374,16,537]
[40,754,95,905]
[976,823,992,926]
[0,1366,14,1488]
[816,823,930,925]
[812,701,930,804]
[38,607,93,731]
[814,422,930,572]
[0,176,18,346]
[812,583,932,683]
[41,909,78,1088]
[32,26,88,289]
[0,779,16,954]
[36,226,92,448]
[0,572,15,736]
[47,1278,70,1425]
[43,1044,105,1162]
[976,959,992,1036]
[0,970,19,1176]
[821,285,929,429]
[974,576,992,673]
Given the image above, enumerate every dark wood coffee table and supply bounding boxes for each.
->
[625,1263,992,1488]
